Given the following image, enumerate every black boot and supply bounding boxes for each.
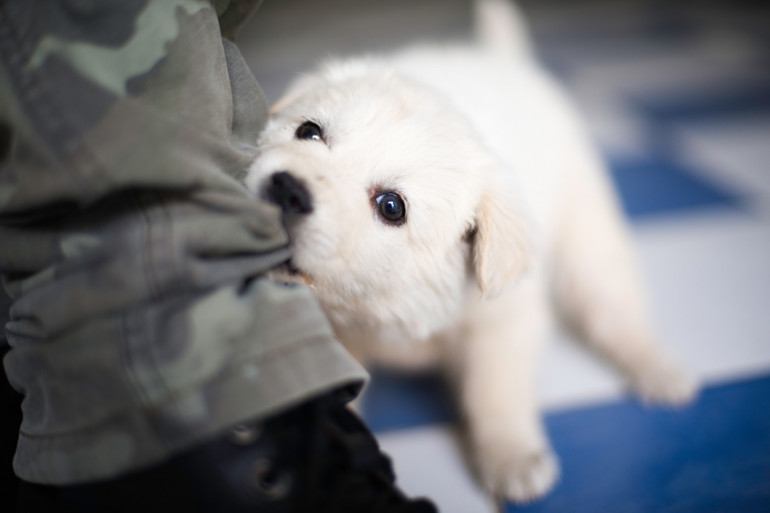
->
[17,389,437,513]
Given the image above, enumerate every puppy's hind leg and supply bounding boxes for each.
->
[551,163,697,406]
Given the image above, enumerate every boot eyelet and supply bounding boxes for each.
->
[228,423,262,445]
[252,458,292,500]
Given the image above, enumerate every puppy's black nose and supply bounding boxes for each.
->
[266,171,313,214]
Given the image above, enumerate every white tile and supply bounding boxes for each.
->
[673,117,770,201]
[637,209,770,383]
[538,209,770,410]
[378,425,496,513]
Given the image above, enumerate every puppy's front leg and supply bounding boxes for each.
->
[456,273,558,503]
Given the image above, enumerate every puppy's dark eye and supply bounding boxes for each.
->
[295,121,324,142]
[375,192,406,225]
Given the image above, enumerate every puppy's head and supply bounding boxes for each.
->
[246,59,531,341]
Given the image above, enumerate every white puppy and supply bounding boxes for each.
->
[246,0,697,503]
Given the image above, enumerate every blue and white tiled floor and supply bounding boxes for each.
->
[243,1,770,511]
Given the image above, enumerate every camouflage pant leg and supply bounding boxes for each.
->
[0,0,366,485]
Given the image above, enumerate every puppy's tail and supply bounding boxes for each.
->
[472,0,533,58]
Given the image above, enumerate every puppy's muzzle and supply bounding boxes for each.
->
[265,171,313,214]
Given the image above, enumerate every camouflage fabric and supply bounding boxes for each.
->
[0,0,367,485]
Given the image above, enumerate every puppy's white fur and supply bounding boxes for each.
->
[246,0,697,503]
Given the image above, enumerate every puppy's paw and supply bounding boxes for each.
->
[476,446,560,504]
[629,357,699,407]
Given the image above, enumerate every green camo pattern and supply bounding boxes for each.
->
[0,0,366,484]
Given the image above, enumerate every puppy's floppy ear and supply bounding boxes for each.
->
[471,186,531,297]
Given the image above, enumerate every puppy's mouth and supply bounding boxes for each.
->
[268,259,313,288]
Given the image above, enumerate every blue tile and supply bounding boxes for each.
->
[363,371,770,513]
[506,375,770,513]
[634,81,770,126]
[631,80,770,161]
[361,369,454,431]
[606,155,741,220]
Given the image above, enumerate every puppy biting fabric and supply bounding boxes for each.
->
[247,0,697,503]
